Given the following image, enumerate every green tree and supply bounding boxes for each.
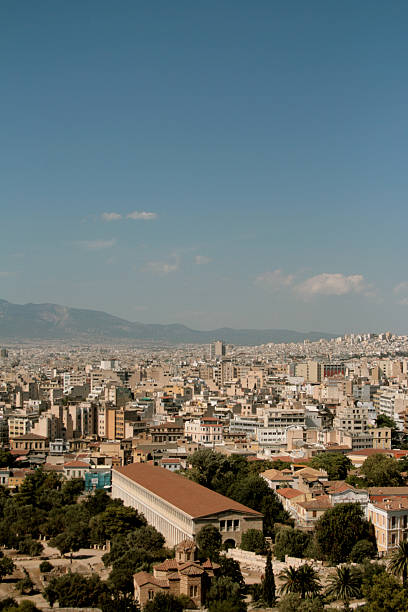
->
[125,525,165,552]
[206,576,246,612]
[208,601,247,612]
[89,503,146,544]
[376,414,397,429]
[196,525,222,561]
[0,598,17,611]
[360,454,404,487]
[274,527,311,562]
[314,503,375,564]
[39,561,53,573]
[362,571,408,612]
[18,537,43,557]
[0,555,15,581]
[0,450,14,469]
[4,602,41,612]
[240,529,267,554]
[325,565,361,607]
[143,592,183,612]
[50,530,83,562]
[217,557,244,588]
[60,478,85,505]
[389,540,408,586]
[262,550,276,606]
[278,594,324,612]
[227,474,291,536]
[310,453,352,480]
[16,575,34,596]
[349,539,377,563]
[43,573,108,608]
[279,565,321,600]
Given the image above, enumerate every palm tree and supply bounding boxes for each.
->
[296,564,321,599]
[279,564,321,599]
[326,565,362,607]
[389,540,408,586]
[279,566,299,597]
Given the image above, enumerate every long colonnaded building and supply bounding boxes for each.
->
[112,463,263,547]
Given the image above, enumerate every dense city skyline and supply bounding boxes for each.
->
[2,2,408,333]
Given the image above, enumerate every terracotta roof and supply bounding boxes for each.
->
[64,460,89,468]
[43,463,64,472]
[276,488,304,499]
[114,463,263,519]
[179,564,204,576]
[326,482,357,494]
[294,467,328,478]
[371,497,408,511]
[368,487,408,496]
[297,495,332,510]
[134,571,169,588]
[261,469,293,481]
[154,559,179,571]
[270,456,293,463]
[202,559,220,570]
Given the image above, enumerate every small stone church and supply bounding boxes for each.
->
[134,539,219,607]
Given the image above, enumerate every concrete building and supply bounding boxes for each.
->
[368,497,408,555]
[184,417,223,446]
[112,463,263,547]
[210,341,226,361]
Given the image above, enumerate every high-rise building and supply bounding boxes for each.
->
[210,340,226,360]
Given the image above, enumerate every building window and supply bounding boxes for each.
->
[233,519,240,531]
[220,520,226,531]
[148,590,154,600]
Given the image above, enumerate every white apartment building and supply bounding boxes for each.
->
[184,418,223,446]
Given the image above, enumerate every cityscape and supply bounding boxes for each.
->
[0,333,408,609]
[2,1,408,611]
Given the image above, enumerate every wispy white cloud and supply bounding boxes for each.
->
[127,211,158,221]
[145,256,179,275]
[296,273,368,298]
[195,255,212,265]
[254,269,294,290]
[393,282,408,305]
[102,212,122,221]
[394,282,408,295]
[146,261,178,274]
[76,239,116,250]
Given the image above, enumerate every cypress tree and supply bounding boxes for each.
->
[262,549,276,606]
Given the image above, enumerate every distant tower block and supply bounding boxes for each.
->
[210,340,226,360]
[0,349,8,358]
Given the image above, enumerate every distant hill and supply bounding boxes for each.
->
[0,299,335,345]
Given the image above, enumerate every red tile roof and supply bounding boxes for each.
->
[276,488,304,499]
[114,463,263,519]
[64,460,89,468]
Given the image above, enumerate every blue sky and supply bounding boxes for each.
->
[1,1,408,333]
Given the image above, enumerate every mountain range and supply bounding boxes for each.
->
[0,299,335,345]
